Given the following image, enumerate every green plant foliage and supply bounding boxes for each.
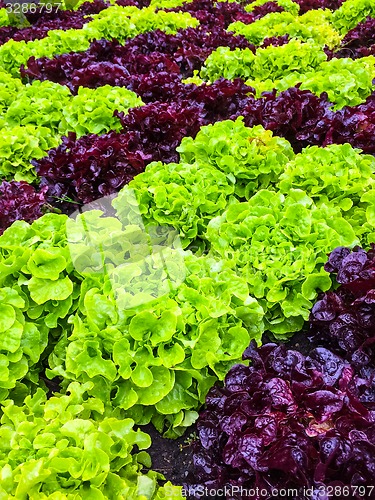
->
[0,70,23,112]
[229,12,297,45]
[0,8,9,28]
[229,9,340,48]
[177,117,295,199]
[345,189,375,245]
[200,41,327,83]
[0,208,264,436]
[181,71,205,85]
[297,56,375,109]
[0,125,59,182]
[149,0,191,9]
[200,46,256,81]
[0,382,183,499]
[2,80,72,132]
[278,144,375,210]
[114,119,294,248]
[85,6,199,44]
[206,189,358,335]
[0,35,84,78]
[113,161,236,249]
[45,210,264,436]
[0,215,79,397]
[332,0,375,34]
[0,287,49,404]
[0,82,143,176]
[0,214,78,317]
[201,42,374,108]
[276,142,375,248]
[246,55,375,108]
[113,121,370,337]
[59,86,143,137]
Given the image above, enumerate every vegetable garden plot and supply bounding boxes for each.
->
[0,0,374,498]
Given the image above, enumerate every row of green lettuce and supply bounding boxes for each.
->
[0,381,183,499]
[195,43,375,108]
[185,0,375,106]
[232,0,375,44]
[231,9,341,47]
[231,0,375,33]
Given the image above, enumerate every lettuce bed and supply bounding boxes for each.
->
[0,0,375,498]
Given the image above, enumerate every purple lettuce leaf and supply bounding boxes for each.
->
[310,245,375,368]
[294,0,343,14]
[186,342,375,499]
[0,181,48,234]
[234,86,335,152]
[329,17,375,60]
[165,0,255,29]
[21,27,253,87]
[261,34,291,48]
[33,132,150,211]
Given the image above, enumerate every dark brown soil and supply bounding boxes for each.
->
[283,328,316,356]
[142,422,196,487]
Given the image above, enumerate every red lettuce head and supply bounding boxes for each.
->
[187,342,375,499]
[0,181,48,234]
[310,245,375,368]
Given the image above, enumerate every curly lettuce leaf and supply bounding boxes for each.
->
[201,41,327,82]
[229,9,340,48]
[206,189,358,335]
[0,382,183,499]
[59,86,143,137]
